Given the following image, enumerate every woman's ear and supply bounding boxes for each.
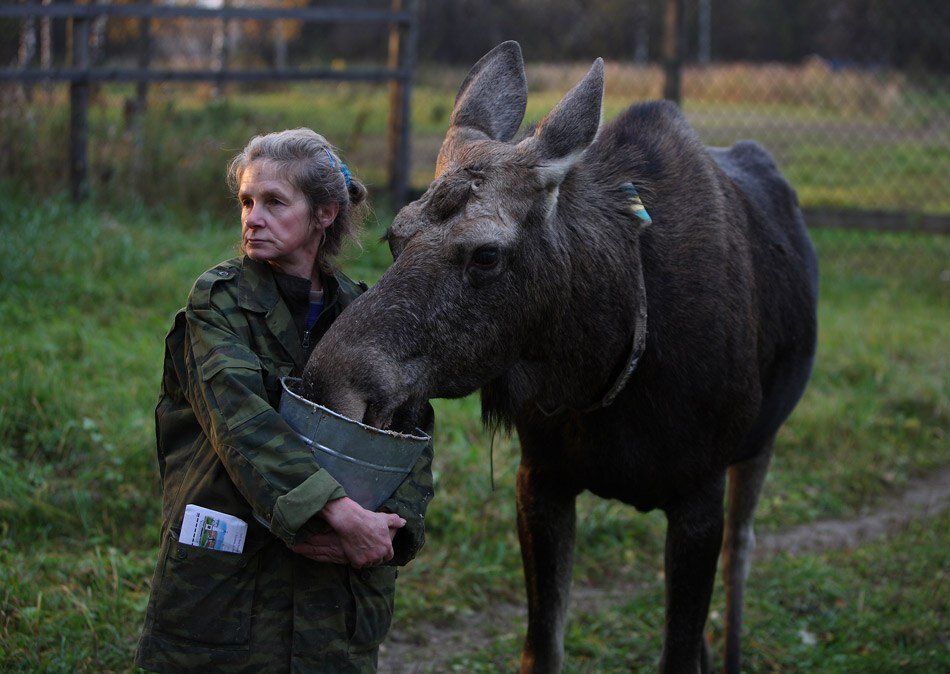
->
[314,202,341,230]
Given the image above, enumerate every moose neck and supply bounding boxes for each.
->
[587,260,649,409]
[484,169,650,425]
[534,261,647,417]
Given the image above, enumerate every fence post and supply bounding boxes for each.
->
[136,8,151,112]
[662,0,684,104]
[387,0,417,208]
[131,8,152,178]
[18,0,37,102]
[698,0,711,65]
[70,12,91,202]
[40,0,52,98]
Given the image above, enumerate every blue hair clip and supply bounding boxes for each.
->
[323,147,351,188]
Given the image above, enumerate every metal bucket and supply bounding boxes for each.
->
[279,377,430,511]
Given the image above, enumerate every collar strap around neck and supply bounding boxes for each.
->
[537,262,647,416]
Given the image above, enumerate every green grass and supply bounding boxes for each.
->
[428,513,950,673]
[785,143,950,213]
[0,177,947,668]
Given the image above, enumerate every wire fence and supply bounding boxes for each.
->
[702,54,949,309]
[1,1,419,205]
[673,0,950,287]
[683,3,949,291]
[2,1,948,286]
[686,63,946,224]
[409,60,950,289]
[413,0,949,289]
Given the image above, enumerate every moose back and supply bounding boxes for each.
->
[302,41,819,674]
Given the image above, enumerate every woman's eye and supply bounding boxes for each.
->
[471,246,499,268]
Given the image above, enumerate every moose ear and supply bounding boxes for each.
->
[448,41,528,142]
[533,58,604,167]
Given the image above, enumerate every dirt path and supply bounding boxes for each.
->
[377,466,950,673]
[755,465,950,556]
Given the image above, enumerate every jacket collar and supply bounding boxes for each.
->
[236,256,307,370]
[237,256,346,313]
[235,256,353,372]
[237,256,281,313]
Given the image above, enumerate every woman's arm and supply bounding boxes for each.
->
[181,287,345,547]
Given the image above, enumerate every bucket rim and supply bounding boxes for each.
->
[280,377,430,442]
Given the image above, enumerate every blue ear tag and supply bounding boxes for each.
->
[622,182,652,223]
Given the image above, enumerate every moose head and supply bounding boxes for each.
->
[302,42,647,432]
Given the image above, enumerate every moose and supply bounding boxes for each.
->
[302,42,819,673]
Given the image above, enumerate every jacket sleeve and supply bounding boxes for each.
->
[182,289,345,547]
[379,404,436,566]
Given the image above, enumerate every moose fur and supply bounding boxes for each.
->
[302,41,818,673]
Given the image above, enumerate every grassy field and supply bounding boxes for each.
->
[0,172,946,672]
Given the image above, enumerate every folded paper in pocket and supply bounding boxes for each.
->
[179,504,247,554]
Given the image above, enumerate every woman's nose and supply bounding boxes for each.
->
[245,204,264,228]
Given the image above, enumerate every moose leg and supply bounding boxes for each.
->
[721,444,773,674]
[660,478,725,674]
[516,460,578,674]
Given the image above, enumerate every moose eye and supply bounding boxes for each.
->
[471,246,500,269]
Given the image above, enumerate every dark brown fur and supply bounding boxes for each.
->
[303,42,818,673]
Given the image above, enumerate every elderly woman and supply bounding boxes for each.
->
[135,129,434,673]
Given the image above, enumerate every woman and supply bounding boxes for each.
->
[135,129,434,673]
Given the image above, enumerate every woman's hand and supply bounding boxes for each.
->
[291,531,348,565]
[294,497,405,568]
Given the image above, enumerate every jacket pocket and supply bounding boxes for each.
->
[347,566,397,654]
[291,563,397,658]
[153,535,258,647]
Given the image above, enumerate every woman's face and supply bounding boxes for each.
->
[238,160,326,279]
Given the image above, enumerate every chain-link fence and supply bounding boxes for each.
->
[433,3,946,218]
[3,1,948,271]
[409,0,949,288]
[668,1,949,293]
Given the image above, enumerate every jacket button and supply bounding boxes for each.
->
[177,548,188,560]
[359,570,371,581]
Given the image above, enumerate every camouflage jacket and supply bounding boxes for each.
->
[136,256,435,673]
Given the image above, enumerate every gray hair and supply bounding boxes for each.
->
[227,128,368,272]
